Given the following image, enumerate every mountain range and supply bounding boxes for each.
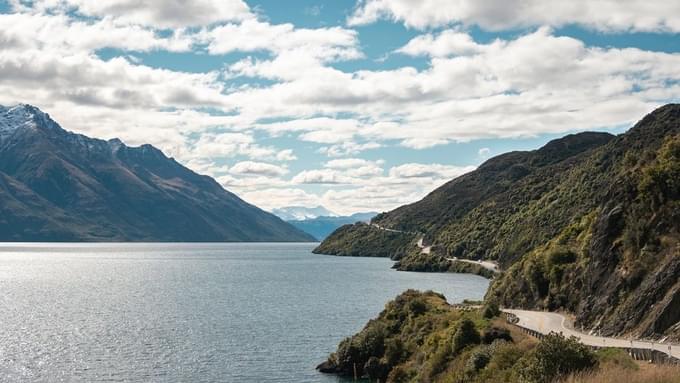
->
[285,212,377,241]
[315,104,680,341]
[272,205,338,221]
[0,104,315,242]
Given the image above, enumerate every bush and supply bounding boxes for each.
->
[595,348,638,371]
[547,249,577,265]
[452,318,481,354]
[483,301,501,318]
[516,332,597,383]
[466,345,492,373]
[482,326,513,344]
[408,297,428,316]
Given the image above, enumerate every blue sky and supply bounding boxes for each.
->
[1,0,679,214]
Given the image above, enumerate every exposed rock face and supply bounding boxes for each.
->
[0,104,315,242]
[317,104,680,340]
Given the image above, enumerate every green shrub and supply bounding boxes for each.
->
[482,327,513,344]
[547,248,577,265]
[516,332,597,383]
[466,345,492,373]
[452,318,481,354]
[487,341,524,371]
[408,297,428,316]
[482,301,501,318]
[596,348,638,371]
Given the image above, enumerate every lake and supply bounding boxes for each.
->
[0,243,489,382]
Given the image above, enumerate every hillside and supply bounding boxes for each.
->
[0,104,315,242]
[319,290,677,383]
[315,104,680,340]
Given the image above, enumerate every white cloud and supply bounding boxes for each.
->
[187,133,296,162]
[348,0,680,32]
[207,19,361,62]
[0,13,193,53]
[240,188,321,211]
[3,1,680,216]
[389,163,474,179]
[229,161,289,177]
[478,147,491,158]
[318,142,382,157]
[321,185,428,215]
[14,0,252,28]
[325,158,380,169]
[292,169,351,184]
[396,29,487,57]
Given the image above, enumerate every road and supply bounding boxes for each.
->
[370,223,418,235]
[504,309,679,360]
[370,223,499,270]
[446,257,499,273]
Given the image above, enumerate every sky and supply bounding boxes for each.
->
[1,0,679,215]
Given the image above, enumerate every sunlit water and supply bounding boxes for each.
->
[0,243,489,382]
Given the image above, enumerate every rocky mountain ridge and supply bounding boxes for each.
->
[0,104,315,242]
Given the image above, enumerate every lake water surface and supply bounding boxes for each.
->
[0,243,489,382]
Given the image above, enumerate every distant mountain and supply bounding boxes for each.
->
[316,104,680,341]
[272,206,337,221]
[287,212,377,241]
[0,104,315,242]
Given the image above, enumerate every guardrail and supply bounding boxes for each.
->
[503,312,679,365]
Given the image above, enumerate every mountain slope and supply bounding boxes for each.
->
[0,104,315,242]
[315,104,680,340]
[316,131,615,261]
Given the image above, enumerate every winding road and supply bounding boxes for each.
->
[504,309,679,361]
[370,223,500,272]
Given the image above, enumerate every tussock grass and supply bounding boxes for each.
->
[561,364,680,383]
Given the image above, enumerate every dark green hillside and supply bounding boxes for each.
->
[489,120,680,340]
[316,104,680,340]
[313,222,416,258]
[317,131,614,265]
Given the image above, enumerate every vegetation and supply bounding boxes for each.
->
[313,223,416,259]
[560,364,680,383]
[561,348,680,383]
[393,251,496,279]
[319,290,647,383]
[515,333,597,383]
[317,105,680,340]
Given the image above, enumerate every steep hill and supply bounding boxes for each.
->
[317,131,615,262]
[0,104,315,242]
[315,104,680,340]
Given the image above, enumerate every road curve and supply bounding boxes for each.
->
[504,309,680,360]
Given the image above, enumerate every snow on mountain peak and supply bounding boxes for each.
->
[0,104,56,138]
[272,206,338,221]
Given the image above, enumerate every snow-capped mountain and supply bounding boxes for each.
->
[272,206,338,221]
[0,104,315,242]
